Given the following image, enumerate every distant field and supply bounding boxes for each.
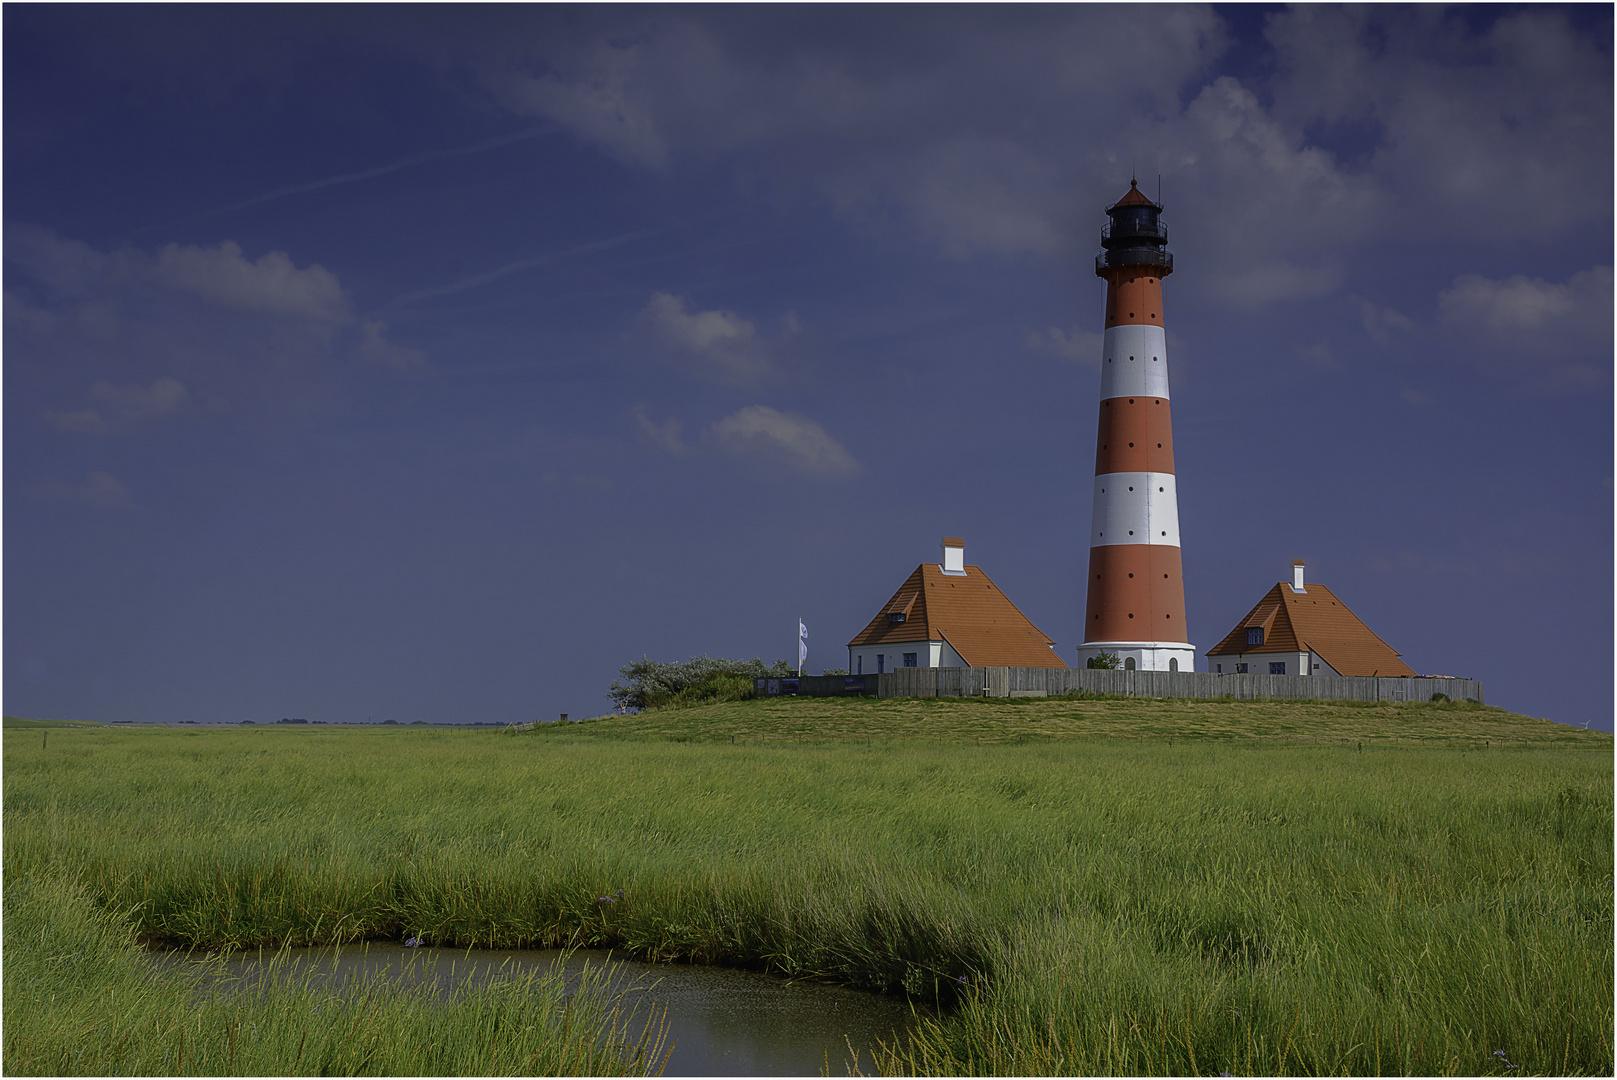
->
[1,715,105,729]
[4,704,1611,1075]
[555,693,1611,748]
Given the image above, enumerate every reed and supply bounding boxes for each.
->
[4,709,1610,1076]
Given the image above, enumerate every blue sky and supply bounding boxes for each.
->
[6,5,1612,729]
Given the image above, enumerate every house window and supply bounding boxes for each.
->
[877,654,885,674]
[856,656,862,675]
[1235,663,1248,674]
[1216,663,1222,673]
[888,612,906,623]
[903,652,918,668]
[1270,662,1286,675]
[1246,627,1264,646]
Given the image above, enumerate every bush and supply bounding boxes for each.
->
[1086,651,1121,670]
[608,655,792,711]
[1431,692,1451,703]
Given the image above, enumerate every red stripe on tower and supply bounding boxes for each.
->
[1075,180,1195,674]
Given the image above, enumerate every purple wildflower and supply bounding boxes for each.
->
[403,936,423,948]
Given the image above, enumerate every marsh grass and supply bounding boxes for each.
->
[2,868,669,1076]
[4,705,1611,1076]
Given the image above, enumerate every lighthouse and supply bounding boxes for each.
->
[1072,180,1195,673]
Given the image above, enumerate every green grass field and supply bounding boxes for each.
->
[4,697,1611,1075]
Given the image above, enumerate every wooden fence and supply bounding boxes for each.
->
[765,668,1483,704]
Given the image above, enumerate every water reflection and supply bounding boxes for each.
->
[154,943,920,1076]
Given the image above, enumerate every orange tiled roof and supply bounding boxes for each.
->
[847,563,1067,668]
[1206,582,1415,677]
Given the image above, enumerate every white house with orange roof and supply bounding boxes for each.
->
[846,538,1067,675]
[1205,560,1415,677]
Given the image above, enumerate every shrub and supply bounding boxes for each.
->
[609,655,792,711]
[1086,651,1121,670]
[1431,692,1450,703]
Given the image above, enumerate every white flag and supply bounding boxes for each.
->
[799,619,808,641]
[799,637,808,664]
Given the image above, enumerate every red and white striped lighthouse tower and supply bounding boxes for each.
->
[1073,180,1195,673]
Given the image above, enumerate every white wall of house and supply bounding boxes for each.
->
[1206,650,1339,676]
[848,638,967,674]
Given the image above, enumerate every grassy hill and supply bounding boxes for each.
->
[553,694,1611,748]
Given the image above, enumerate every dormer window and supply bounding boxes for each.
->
[888,612,907,623]
[1246,627,1264,646]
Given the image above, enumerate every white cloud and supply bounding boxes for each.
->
[463,6,1608,311]
[1360,301,1414,346]
[637,291,768,383]
[1025,326,1104,368]
[709,405,859,477]
[357,319,428,373]
[6,228,427,389]
[3,290,58,334]
[151,241,348,320]
[39,470,132,508]
[95,377,190,419]
[1439,271,1588,332]
[1437,266,1612,386]
[47,377,190,433]
[1263,6,1612,239]
[495,40,669,168]
[1442,265,1604,333]
[633,408,688,457]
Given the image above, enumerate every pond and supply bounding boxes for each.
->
[153,943,924,1076]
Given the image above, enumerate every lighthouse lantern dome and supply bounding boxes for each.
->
[1098,179,1172,275]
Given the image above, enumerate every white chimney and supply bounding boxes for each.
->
[1291,559,1306,593]
[941,536,966,576]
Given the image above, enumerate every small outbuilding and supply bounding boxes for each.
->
[1205,560,1415,677]
[846,538,1067,675]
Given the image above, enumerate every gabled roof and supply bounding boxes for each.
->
[1206,582,1415,677]
[847,563,1067,668]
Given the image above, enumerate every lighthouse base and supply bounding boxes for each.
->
[1074,641,1196,673]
